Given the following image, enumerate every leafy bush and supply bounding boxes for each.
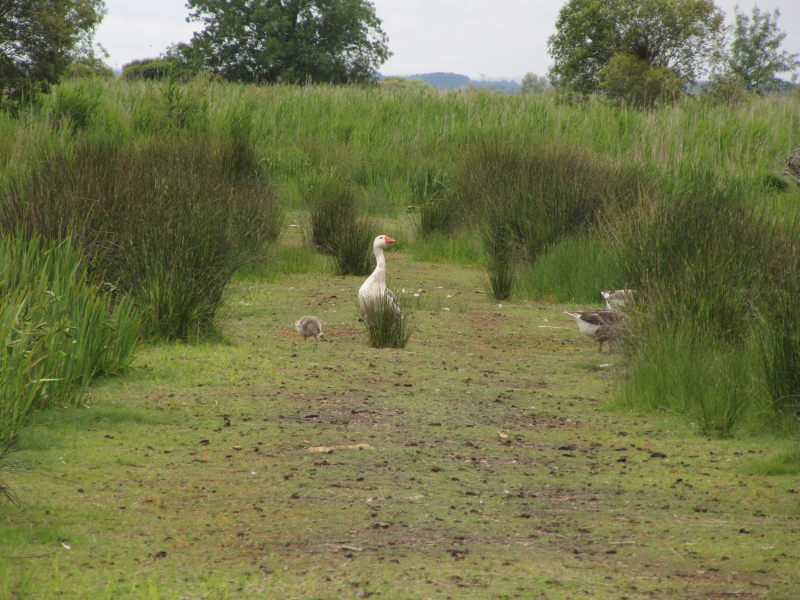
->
[122,58,181,81]
[64,58,115,80]
[703,72,751,106]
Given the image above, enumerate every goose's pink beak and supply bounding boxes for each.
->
[384,236,396,244]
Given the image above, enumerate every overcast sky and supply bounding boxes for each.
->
[96,0,800,80]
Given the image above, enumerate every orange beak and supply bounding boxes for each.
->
[384,236,396,244]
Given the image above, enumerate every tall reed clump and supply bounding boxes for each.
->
[482,221,517,301]
[447,139,642,300]
[0,234,140,455]
[616,172,800,435]
[130,78,210,134]
[304,172,374,276]
[1,133,281,341]
[360,293,413,349]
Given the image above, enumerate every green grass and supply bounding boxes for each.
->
[2,246,799,599]
[359,291,413,348]
[514,230,623,303]
[2,81,800,597]
[0,235,140,454]
[409,230,484,266]
[744,445,800,475]
[1,131,281,341]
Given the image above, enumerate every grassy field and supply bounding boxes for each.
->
[2,228,799,599]
[2,81,800,598]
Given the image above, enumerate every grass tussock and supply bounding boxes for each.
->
[616,173,800,435]
[304,172,374,276]
[482,221,517,301]
[0,235,140,454]
[442,139,642,300]
[360,292,413,349]
[1,134,281,341]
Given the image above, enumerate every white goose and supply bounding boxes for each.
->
[358,235,399,317]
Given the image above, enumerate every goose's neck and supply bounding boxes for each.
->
[374,246,386,272]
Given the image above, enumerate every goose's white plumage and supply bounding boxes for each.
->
[564,309,623,353]
[295,316,324,342]
[358,235,399,317]
[601,289,634,311]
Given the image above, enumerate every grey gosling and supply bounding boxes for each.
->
[295,316,325,342]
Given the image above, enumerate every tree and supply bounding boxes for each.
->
[123,58,178,81]
[0,0,106,105]
[519,72,550,94]
[185,0,390,84]
[547,0,725,94]
[728,5,800,93]
[65,56,114,79]
[598,53,684,106]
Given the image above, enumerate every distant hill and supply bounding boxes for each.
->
[403,72,520,94]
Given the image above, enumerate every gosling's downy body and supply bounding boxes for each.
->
[295,316,324,342]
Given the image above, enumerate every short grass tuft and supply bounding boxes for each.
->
[359,292,413,349]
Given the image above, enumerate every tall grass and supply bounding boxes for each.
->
[441,139,643,299]
[410,231,484,266]
[0,235,140,454]
[514,230,623,303]
[619,324,768,437]
[615,172,800,435]
[1,132,281,340]
[482,221,517,301]
[4,78,800,437]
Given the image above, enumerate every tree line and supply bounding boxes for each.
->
[1,0,798,110]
